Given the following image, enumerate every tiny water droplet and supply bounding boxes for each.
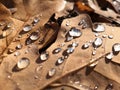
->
[89,61,98,67]
[14,51,21,56]
[40,51,49,61]
[56,57,64,65]
[16,44,22,49]
[68,27,82,37]
[36,65,43,73]
[92,50,96,55]
[72,42,79,47]
[93,23,105,32]
[17,57,30,69]
[23,25,32,32]
[67,47,75,54]
[93,37,103,47]
[48,68,56,77]
[53,48,62,54]
[108,35,113,39]
[66,36,73,42]
[105,52,113,60]
[82,43,90,49]
[113,43,120,52]
[30,32,39,40]
[102,34,107,38]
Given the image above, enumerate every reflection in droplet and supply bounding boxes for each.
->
[68,27,82,37]
[23,25,32,32]
[93,23,105,32]
[93,37,103,47]
[48,68,56,77]
[30,32,39,40]
[17,57,30,69]
[40,51,49,61]
[113,43,120,52]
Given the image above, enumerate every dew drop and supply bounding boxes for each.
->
[92,50,96,55]
[68,27,82,37]
[56,57,64,65]
[48,68,56,77]
[17,57,30,69]
[23,25,32,32]
[93,37,103,47]
[108,35,113,39]
[40,51,49,61]
[93,23,105,32]
[14,51,21,56]
[66,36,73,42]
[32,17,40,26]
[16,44,22,49]
[113,43,120,52]
[72,42,79,47]
[67,47,75,54]
[82,43,90,49]
[30,32,39,40]
[89,61,98,67]
[35,65,43,73]
[53,48,62,54]
[105,52,114,60]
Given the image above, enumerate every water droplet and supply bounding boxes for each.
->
[66,20,70,26]
[82,43,90,49]
[94,85,98,90]
[26,39,32,45]
[8,48,15,54]
[66,36,73,42]
[89,61,98,67]
[48,68,56,77]
[7,75,11,79]
[17,57,30,69]
[113,43,120,52]
[92,50,96,55]
[23,25,32,32]
[68,27,82,37]
[94,33,99,37]
[30,32,39,40]
[53,48,62,54]
[78,19,85,25]
[56,57,64,65]
[67,47,75,54]
[82,23,88,29]
[72,42,79,47]
[32,17,39,26]
[108,35,113,39]
[59,43,65,47]
[106,83,113,90]
[14,51,21,56]
[105,52,113,60]
[35,65,43,73]
[102,34,107,38]
[93,23,105,32]
[93,37,103,47]
[40,51,49,61]
[16,44,22,49]
[2,29,13,37]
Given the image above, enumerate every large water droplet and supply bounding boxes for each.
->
[113,43,120,52]
[30,32,39,40]
[93,37,103,47]
[68,27,82,37]
[40,51,49,61]
[93,23,105,32]
[23,25,32,32]
[48,68,56,77]
[17,57,30,69]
